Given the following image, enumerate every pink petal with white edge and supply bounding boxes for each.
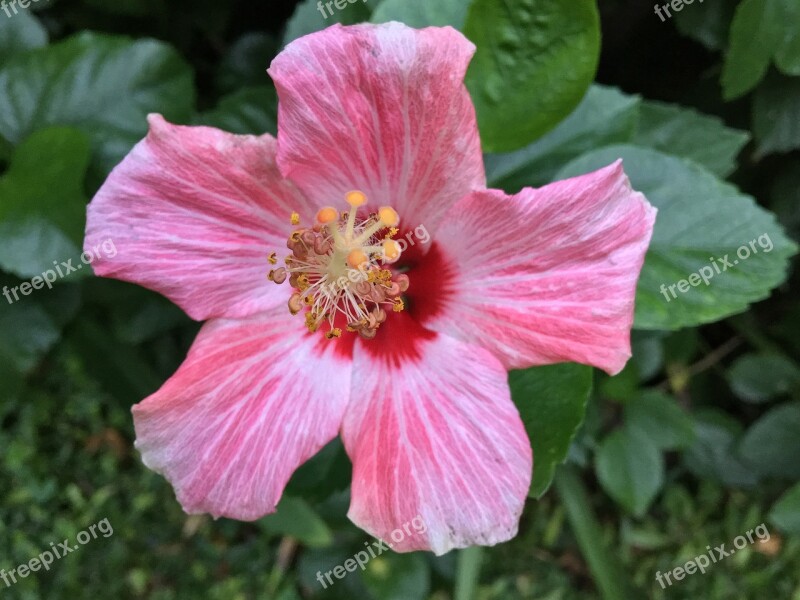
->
[85,115,315,321]
[268,23,485,231]
[342,329,532,555]
[431,161,656,375]
[132,307,351,521]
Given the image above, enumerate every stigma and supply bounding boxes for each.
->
[268,191,409,340]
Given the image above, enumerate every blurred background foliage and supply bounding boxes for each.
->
[1,0,799,598]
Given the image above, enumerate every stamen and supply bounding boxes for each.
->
[269,192,409,340]
[354,206,399,245]
[345,190,367,207]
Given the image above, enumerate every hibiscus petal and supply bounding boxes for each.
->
[342,326,532,555]
[85,114,315,321]
[132,307,351,521]
[268,22,485,231]
[429,161,656,375]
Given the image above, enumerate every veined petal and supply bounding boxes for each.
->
[430,161,656,375]
[342,326,532,555]
[132,307,351,521]
[85,115,315,321]
[268,23,485,232]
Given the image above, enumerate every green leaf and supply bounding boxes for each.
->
[674,0,736,50]
[0,296,60,375]
[283,0,372,47]
[371,0,468,28]
[633,100,750,177]
[753,73,800,156]
[464,0,600,153]
[260,496,334,548]
[630,331,665,381]
[509,363,593,498]
[769,482,800,534]
[0,127,91,279]
[595,426,664,517]
[774,3,800,75]
[216,33,278,94]
[66,317,163,403]
[739,402,800,479]
[486,85,640,190]
[558,145,798,330]
[726,353,800,403]
[684,409,759,487]
[195,86,278,135]
[0,32,195,175]
[362,553,430,600]
[286,438,352,502]
[721,0,799,99]
[0,9,47,62]
[625,390,695,451]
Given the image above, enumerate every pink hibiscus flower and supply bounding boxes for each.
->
[84,22,656,555]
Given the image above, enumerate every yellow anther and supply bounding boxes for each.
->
[378,206,399,227]
[325,328,343,340]
[392,298,405,312]
[317,206,339,224]
[267,252,277,265]
[386,227,399,239]
[290,212,300,225]
[382,240,401,262]
[345,190,367,207]
[347,249,369,269]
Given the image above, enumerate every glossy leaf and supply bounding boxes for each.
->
[509,363,593,498]
[464,0,600,152]
[558,145,797,330]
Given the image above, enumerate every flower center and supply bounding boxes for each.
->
[268,191,408,340]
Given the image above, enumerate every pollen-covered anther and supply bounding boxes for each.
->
[317,206,338,224]
[269,192,410,340]
[345,190,367,207]
[347,250,368,269]
[268,268,287,284]
[378,206,399,227]
[382,240,401,262]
